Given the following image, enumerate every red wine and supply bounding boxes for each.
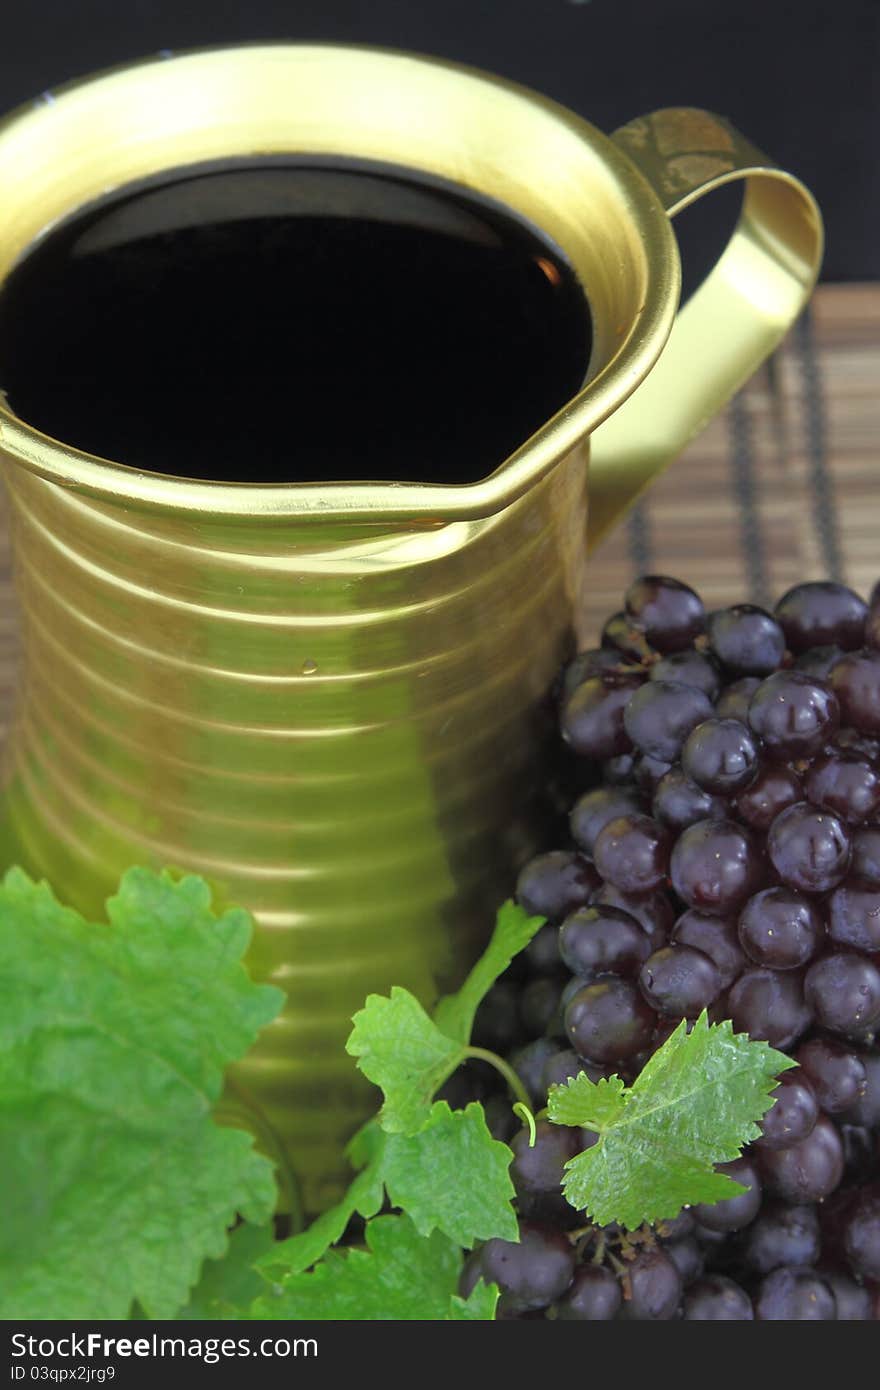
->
[0,160,591,485]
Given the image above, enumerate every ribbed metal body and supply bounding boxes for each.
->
[0,45,822,1213]
[0,448,588,1209]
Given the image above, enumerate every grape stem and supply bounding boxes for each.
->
[463,1045,533,1112]
[512,1101,538,1147]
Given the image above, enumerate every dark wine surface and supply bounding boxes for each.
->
[0,161,591,485]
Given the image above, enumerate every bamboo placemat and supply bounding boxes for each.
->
[582,282,880,636]
[0,282,876,733]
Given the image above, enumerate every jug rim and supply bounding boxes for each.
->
[0,42,679,521]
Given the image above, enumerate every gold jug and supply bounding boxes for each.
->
[0,45,821,1212]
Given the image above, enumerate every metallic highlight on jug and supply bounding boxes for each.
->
[0,45,821,1208]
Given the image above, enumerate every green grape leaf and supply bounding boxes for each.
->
[548,1013,795,1229]
[346,902,545,1134]
[345,1115,386,1170]
[250,1215,465,1320]
[0,867,283,1319]
[434,901,546,1043]
[382,1102,517,1246]
[177,1223,275,1319]
[257,1123,387,1278]
[547,1073,626,1129]
[261,1101,517,1277]
[449,1279,500,1320]
[346,987,466,1134]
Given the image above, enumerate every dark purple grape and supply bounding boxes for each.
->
[831,726,880,760]
[733,762,802,832]
[693,1158,761,1232]
[516,850,600,921]
[437,1061,493,1112]
[851,824,880,885]
[633,753,675,794]
[658,1209,696,1241]
[559,974,592,1012]
[805,752,880,824]
[507,1038,560,1106]
[817,1187,862,1269]
[639,944,721,1018]
[593,813,670,892]
[541,1047,590,1093]
[683,1275,753,1320]
[672,909,746,989]
[820,1270,873,1320]
[602,610,654,662]
[623,680,714,763]
[649,649,721,697]
[664,1237,704,1286]
[590,883,674,949]
[755,1069,819,1150]
[830,649,880,735]
[693,1222,729,1250]
[569,787,645,858]
[795,645,846,679]
[670,819,763,915]
[653,768,727,834]
[839,1122,876,1184]
[620,1248,682,1320]
[774,581,868,653]
[578,1128,602,1154]
[757,1114,844,1202]
[495,1308,550,1321]
[737,887,824,969]
[842,1186,880,1281]
[804,951,880,1036]
[840,1050,880,1127]
[624,575,706,653]
[524,923,563,975]
[472,981,522,1052]
[479,1222,575,1313]
[519,977,563,1037]
[767,803,851,893]
[651,1014,696,1050]
[602,752,638,784]
[728,967,811,1048]
[755,1266,836,1320]
[742,1203,820,1275]
[561,647,641,701]
[561,672,644,759]
[715,676,761,722]
[482,1095,518,1144]
[747,671,840,759]
[510,1121,582,1198]
[795,1037,867,1113]
[681,718,759,795]
[707,605,785,676]
[564,978,655,1063]
[458,1250,483,1300]
[558,905,652,980]
[827,878,880,953]
[554,1264,622,1320]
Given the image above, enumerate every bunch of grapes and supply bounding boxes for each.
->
[464,577,880,1319]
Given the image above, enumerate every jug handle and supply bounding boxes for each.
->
[586,107,823,550]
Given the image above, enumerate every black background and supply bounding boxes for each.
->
[0,0,878,282]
